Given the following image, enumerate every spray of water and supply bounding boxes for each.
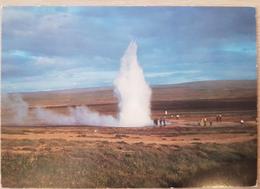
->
[114,41,152,126]
[3,41,152,127]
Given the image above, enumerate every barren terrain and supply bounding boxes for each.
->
[1,80,257,187]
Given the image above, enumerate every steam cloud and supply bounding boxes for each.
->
[35,106,118,126]
[2,93,29,125]
[3,41,152,127]
[114,41,152,126]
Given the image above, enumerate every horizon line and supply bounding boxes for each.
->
[2,79,257,94]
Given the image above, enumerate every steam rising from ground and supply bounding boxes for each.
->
[35,106,118,126]
[2,41,152,127]
[2,94,28,124]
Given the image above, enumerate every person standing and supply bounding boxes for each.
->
[163,118,166,126]
[203,117,207,126]
[159,118,163,127]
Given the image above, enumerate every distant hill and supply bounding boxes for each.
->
[152,80,257,101]
[16,80,256,108]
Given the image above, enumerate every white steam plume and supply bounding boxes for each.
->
[35,106,118,126]
[2,93,29,125]
[114,41,152,127]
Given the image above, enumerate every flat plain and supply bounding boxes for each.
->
[1,80,257,188]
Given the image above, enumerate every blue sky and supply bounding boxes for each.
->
[2,7,256,92]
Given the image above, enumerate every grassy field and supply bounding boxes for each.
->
[1,125,257,188]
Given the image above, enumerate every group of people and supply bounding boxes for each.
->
[216,114,222,122]
[153,111,248,127]
[153,118,166,127]
[153,109,182,127]
[198,114,223,127]
[153,110,171,127]
[198,117,213,126]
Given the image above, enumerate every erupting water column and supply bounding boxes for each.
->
[114,41,152,127]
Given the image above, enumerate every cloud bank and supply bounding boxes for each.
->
[2,7,256,92]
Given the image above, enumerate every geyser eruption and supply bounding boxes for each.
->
[3,41,152,127]
[114,41,152,127]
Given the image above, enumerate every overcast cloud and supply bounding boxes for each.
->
[2,7,256,92]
